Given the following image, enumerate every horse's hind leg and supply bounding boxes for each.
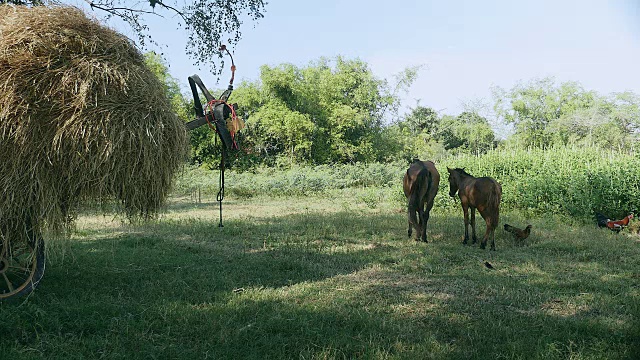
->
[462,204,470,245]
[407,207,422,241]
[421,210,429,243]
[480,226,489,249]
[407,210,413,238]
[422,195,435,243]
[480,215,496,250]
[419,206,427,242]
[488,220,497,251]
[490,227,496,251]
[470,207,478,244]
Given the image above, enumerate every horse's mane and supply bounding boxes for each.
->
[453,168,473,177]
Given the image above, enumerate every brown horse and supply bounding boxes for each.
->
[403,159,440,242]
[447,168,502,250]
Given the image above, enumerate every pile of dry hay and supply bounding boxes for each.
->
[0,5,189,247]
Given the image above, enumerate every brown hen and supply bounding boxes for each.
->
[503,224,532,241]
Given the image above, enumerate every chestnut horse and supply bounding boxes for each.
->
[447,168,502,250]
[403,159,440,242]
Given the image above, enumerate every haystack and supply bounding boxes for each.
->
[0,5,189,247]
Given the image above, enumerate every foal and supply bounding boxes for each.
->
[447,168,502,250]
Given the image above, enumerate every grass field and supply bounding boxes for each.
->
[1,189,639,359]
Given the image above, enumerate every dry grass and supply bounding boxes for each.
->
[0,5,188,249]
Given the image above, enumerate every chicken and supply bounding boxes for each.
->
[503,224,532,241]
[595,212,633,232]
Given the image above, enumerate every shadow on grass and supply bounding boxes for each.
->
[1,206,638,359]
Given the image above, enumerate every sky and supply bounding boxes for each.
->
[90,0,640,119]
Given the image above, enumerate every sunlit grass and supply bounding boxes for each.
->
[1,192,639,359]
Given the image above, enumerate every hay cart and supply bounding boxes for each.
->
[0,64,239,301]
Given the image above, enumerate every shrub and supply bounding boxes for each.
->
[175,146,640,222]
[441,146,640,220]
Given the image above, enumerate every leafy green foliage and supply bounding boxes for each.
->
[198,57,402,167]
[144,52,191,121]
[387,105,496,162]
[436,112,496,154]
[404,105,440,134]
[249,101,316,164]
[178,145,640,222]
[144,53,639,170]
[493,78,640,149]
[174,162,404,198]
[443,146,640,220]
[2,0,266,74]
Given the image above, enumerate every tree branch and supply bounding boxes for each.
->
[155,0,186,20]
[84,1,159,17]
[6,0,267,76]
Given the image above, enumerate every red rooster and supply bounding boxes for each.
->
[595,212,633,232]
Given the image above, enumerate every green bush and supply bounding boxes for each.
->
[441,146,640,220]
[175,146,640,222]
[233,162,405,197]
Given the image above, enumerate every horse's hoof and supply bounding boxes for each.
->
[480,243,486,249]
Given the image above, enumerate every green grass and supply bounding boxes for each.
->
[1,190,639,359]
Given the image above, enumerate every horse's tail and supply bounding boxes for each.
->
[487,180,502,227]
[408,168,431,215]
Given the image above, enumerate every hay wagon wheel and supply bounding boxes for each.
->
[0,228,45,300]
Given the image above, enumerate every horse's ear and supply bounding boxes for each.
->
[447,167,452,173]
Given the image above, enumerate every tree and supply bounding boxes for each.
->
[493,77,640,149]
[1,0,267,74]
[436,112,495,154]
[297,57,396,163]
[403,104,440,135]
[493,78,593,147]
[384,105,442,162]
[605,91,640,148]
[191,56,406,166]
[250,101,315,164]
[145,53,183,103]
